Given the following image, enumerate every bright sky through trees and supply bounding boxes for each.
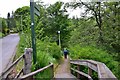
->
[0,0,84,18]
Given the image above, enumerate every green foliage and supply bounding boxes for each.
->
[31,39,61,78]
[31,51,53,79]
[0,32,4,38]
[69,18,97,46]
[0,18,2,29]
[1,18,9,35]
[14,33,31,72]
[15,6,30,16]
[69,45,120,79]
[15,33,30,59]
[36,39,62,61]
[67,1,120,61]
[14,6,30,32]
[34,2,70,48]
[14,1,120,79]
[67,3,120,79]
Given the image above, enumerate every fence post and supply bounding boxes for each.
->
[51,64,54,79]
[77,65,80,79]
[88,68,92,77]
[23,48,32,78]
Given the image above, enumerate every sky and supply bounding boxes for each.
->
[0,0,83,18]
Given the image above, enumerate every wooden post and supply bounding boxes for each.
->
[23,48,32,79]
[51,64,54,79]
[88,68,92,77]
[70,64,74,75]
[77,65,80,79]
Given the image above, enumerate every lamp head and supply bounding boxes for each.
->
[58,31,60,34]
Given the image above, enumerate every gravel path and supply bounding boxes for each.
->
[0,33,20,75]
[54,57,77,80]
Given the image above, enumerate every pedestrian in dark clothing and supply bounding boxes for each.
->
[63,48,69,59]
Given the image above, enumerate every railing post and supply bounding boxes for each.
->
[51,64,54,79]
[71,64,73,74]
[23,48,32,79]
[88,68,92,77]
[77,65,80,79]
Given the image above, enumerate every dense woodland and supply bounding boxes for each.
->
[1,1,120,79]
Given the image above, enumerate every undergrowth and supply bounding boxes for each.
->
[69,45,120,79]
[31,40,61,79]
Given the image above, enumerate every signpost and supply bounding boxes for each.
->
[30,0,40,64]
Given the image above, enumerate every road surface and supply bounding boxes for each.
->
[0,33,20,75]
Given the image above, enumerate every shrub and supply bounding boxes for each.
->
[32,51,53,70]
[36,40,62,60]
[69,45,119,79]
[31,40,62,78]
[16,34,62,78]
[31,51,53,79]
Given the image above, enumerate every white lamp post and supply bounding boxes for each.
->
[58,31,61,47]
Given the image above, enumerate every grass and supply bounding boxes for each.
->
[13,34,24,73]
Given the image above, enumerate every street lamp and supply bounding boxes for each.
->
[58,31,61,47]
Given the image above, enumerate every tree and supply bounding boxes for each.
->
[7,12,10,30]
[36,2,71,47]
[66,1,120,46]
[1,18,8,34]
[14,6,30,32]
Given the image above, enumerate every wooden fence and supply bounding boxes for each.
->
[70,60,118,80]
[1,48,117,80]
[0,48,54,80]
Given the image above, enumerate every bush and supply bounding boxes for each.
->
[69,45,120,79]
[31,39,62,79]
[36,40,62,60]
[31,51,53,79]
[0,32,4,38]
[32,51,53,70]
[15,34,62,78]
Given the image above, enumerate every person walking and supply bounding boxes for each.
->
[63,48,69,59]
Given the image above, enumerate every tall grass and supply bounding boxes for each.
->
[14,33,30,72]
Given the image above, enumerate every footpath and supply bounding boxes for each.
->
[54,56,77,80]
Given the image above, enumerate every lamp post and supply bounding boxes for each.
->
[58,31,61,47]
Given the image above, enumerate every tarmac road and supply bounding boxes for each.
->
[0,33,20,75]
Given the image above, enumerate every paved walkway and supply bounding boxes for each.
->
[54,57,77,80]
[0,33,20,75]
